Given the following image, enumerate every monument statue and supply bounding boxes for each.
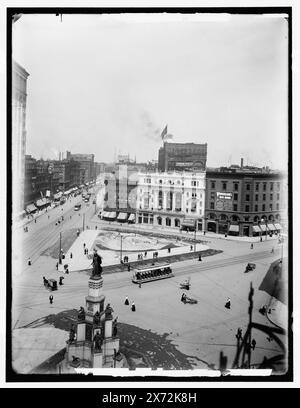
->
[93,310,100,325]
[78,306,85,321]
[93,331,102,351]
[105,303,114,319]
[69,324,76,343]
[91,249,102,277]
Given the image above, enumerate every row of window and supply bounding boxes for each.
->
[210,202,280,211]
[210,192,280,201]
[143,178,202,187]
[210,181,281,191]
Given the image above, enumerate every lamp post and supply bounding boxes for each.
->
[119,233,123,263]
[83,213,85,231]
[194,220,197,252]
[58,231,62,264]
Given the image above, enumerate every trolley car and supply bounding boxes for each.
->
[132,262,174,284]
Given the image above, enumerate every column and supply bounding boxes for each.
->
[163,191,167,210]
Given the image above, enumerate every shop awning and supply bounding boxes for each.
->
[36,198,50,207]
[260,224,268,232]
[274,223,282,230]
[117,212,128,221]
[229,224,239,232]
[108,212,116,219]
[181,218,196,228]
[26,204,37,213]
[252,225,261,233]
[267,224,276,231]
[128,214,135,222]
[102,211,109,218]
[54,192,62,200]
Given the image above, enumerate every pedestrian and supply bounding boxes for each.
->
[139,282,141,288]
[181,293,187,303]
[190,245,193,251]
[250,243,253,249]
[56,262,58,270]
[70,252,73,259]
[260,236,263,242]
[124,296,129,305]
[49,295,53,304]
[271,247,274,253]
[34,219,37,223]
[168,247,171,253]
[203,231,206,236]
[28,258,31,266]
[144,251,147,257]
[131,302,136,312]
[127,264,131,272]
[251,339,256,350]
[83,243,86,249]
[236,328,242,341]
[225,297,231,309]
[65,268,69,274]
[198,254,202,261]
[59,276,64,285]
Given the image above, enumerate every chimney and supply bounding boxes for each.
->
[241,158,244,169]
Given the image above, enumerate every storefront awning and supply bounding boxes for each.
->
[102,211,109,218]
[107,212,116,219]
[229,224,239,232]
[267,224,276,231]
[252,225,261,233]
[36,198,50,207]
[128,214,135,222]
[274,223,282,230]
[260,224,268,232]
[181,219,196,228]
[117,212,128,221]
[54,192,63,200]
[26,204,37,213]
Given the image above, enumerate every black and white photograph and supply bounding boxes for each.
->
[5,5,294,384]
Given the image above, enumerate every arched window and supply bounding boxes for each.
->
[220,214,227,221]
[268,214,274,221]
[157,216,162,225]
[175,218,180,227]
[209,213,216,220]
[253,216,260,223]
[231,215,240,222]
[275,214,280,220]
[166,217,171,227]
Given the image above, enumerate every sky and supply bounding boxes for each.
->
[12,12,289,169]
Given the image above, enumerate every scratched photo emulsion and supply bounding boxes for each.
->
[10,10,290,378]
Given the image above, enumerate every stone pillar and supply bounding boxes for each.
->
[163,191,167,210]
[105,318,113,338]
[77,322,85,341]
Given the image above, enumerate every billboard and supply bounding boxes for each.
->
[215,192,233,211]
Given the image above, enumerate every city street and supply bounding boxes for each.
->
[12,211,288,372]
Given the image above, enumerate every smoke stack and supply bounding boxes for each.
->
[241,158,244,169]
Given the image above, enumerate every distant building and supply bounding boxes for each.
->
[158,142,207,172]
[205,159,287,236]
[69,153,95,184]
[136,171,206,230]
[12,61,29,213]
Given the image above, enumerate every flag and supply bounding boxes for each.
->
[161,125,168,140]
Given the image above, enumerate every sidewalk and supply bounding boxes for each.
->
[58,228,210,272]
[266,297,288,331]
[89,216,280,243]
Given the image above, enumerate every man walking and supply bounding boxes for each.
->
[124,296,129,305]
[49,295,53,305]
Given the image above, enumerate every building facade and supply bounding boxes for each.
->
[69,153,95,184]
[136,171,206,230]
[205,166,287,236]
[12,61,29,214]
[158,142,207,172]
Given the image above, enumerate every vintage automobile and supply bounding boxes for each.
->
[47,279,58,291]
[180,278,191,290]
[245,263,256,273]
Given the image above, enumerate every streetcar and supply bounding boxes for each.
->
[132,262,174,284]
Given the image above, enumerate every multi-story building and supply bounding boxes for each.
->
[136,171,206,230]
[69,153,95,184]
[205,161,287,236]
[12,61,29,214]
[158,142,207,172]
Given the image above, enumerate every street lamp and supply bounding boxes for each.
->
[58,231,62,264]
[194,220,197,252]
[119,233,123,263]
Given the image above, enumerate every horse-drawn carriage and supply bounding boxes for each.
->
[245,263,256,273]
[180,277,191,290]
[181,293,198,304]
[43,277,58,291]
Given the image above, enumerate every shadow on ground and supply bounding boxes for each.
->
[259,259,287,304]
[22,309,205,370]
[41,228,79,258]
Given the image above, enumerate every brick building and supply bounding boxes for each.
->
[205,163,287,236]
[158,142,207,172]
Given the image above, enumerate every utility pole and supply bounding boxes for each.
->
[59,231,62,264]
[194,221,196,252]
[83,213,85,231]
[120,234,123,263]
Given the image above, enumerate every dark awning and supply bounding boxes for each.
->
[181,219,196,228]
[229,224,239,232]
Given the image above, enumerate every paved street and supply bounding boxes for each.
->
[12,207,288,371]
